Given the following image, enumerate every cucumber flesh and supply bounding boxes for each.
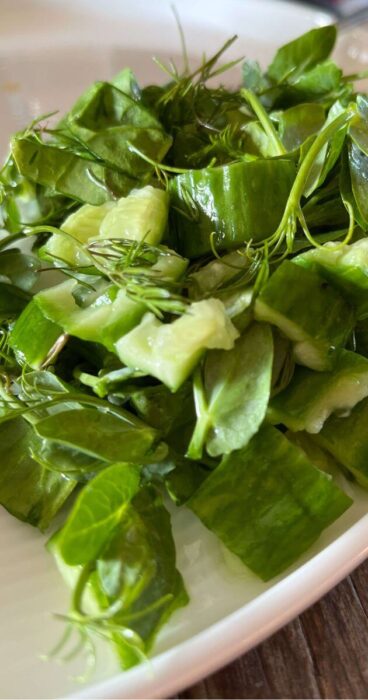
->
[99,186,168,244]
[295,239,368,319]
[269,350,368,433]
[115,299,239,391]
[42,201,114,266]
[255,261,354,371]
[314,397,368,488]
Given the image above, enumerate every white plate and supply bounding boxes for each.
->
[2,2,368,699]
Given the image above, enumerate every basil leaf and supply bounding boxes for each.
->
[0,249,41,291]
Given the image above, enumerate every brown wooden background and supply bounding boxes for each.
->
[176,559,368,699]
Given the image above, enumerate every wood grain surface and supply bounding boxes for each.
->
[178,559,368,699]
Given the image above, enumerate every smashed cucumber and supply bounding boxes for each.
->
[115,299,239,392]
[269,349,368,433]
[295,239,368,319]
[255,260,354,371]
[42,185,168,267]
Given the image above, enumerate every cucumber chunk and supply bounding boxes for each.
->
[9,299,65,369]
[189,424,352,581]
[295,239,368,319]
[35,247,188,351]
[255,260,354,371]
[35,279,143,350]
[100,185,168,244]
[314,397,368,488]
[43,201,114,266]
[269,350,368,433]
[115,299,239,391]
[42,185,169,267]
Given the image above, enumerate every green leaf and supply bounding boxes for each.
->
[9,299,65,369]
[290,60,343,100]
[169,158,296,258]
[189,424,351,581]
[267,26,337,83]
[0,417,75,530]
[0,249,41,291]
[275,103,326,151]
[242,59,270,92]
[349,140,368,227]
[0,281,30,320]
[30,432,109,479]
[34,406,163,464]
[130,382,194,436]
[187,323,273,458]
[58,462,141,565]
[97,487,188,648]
[50,486,188,668]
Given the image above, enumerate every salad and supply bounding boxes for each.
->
[1,23,368,671]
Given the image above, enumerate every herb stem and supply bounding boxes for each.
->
[241,88,286,156]
[186,365,211,460]
[267,108,355,252]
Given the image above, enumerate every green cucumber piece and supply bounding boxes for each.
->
[314,397,368,488]
[295,239,368,320]
[115,299,239,392]
[9,299,65,369]
[169,159,296,258]
[35,245,188,350]
[35,280,143,351]
[42,201,114,266]
[189,424,351,581]
[255,260,354,370]
[189,250,250,299]
[99,185,168,244]
[269,350,368,433]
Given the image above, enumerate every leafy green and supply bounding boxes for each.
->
[50,486,188,669]
[0,249,41,291]
[34,406,164,464]
[0,282,30,320]
[267,26,337,84]
[187,323,273,458]
[58,462,141,565]
[0,417,75,530]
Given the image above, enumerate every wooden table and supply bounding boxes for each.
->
[178,559,368,699]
